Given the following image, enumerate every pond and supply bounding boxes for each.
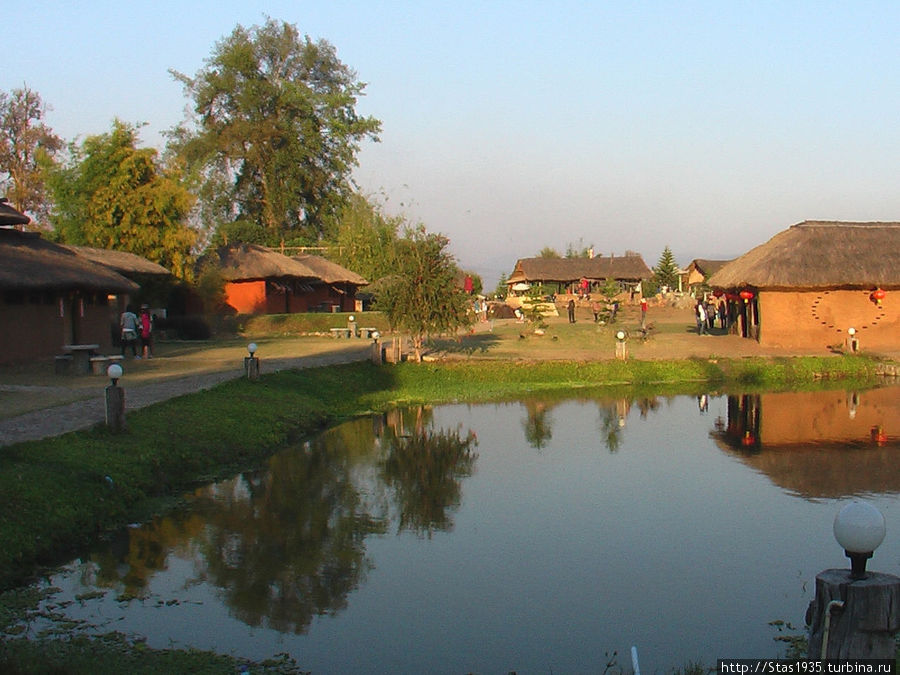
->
[22,385,900,673]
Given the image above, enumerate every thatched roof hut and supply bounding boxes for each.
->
[201,244,318,282]
[63,245,171,277]
[0,198,30,228]
[292,253,368,286]
[0,228,138,294]
[508,255,652,285]
[707,221,900,290]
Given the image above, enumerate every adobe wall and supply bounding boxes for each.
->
[0,296,115,364]
[760,290,897,351]
[225,281,266,314]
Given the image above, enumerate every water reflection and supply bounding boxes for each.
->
[713,388,900,498]
[75,408,477,632]
[31,387,900,672]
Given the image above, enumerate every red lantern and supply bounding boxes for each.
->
[739,290,754,301]
[713,289,724,298]
[873,288,886,300]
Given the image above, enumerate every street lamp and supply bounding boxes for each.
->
[833,501,886,579]
[107,363,123,386]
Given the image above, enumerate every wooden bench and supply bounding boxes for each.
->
[329,327,351,338]
[90,355,112,375]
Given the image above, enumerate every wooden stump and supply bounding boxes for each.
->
[105,384,126,432]
[244,356,259,380]
[807,569,900,658]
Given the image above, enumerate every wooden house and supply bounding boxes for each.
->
[707,221,899,351]
[0,227,138,363]
[201,244,367,315]
[682,259,732,294]
[506,254,652,298]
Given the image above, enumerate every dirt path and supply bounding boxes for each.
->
[0,346,370,448]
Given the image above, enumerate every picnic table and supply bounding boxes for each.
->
[329,327,351,338]
[63,343,100,375]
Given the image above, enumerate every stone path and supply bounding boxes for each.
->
[0,346,370,448]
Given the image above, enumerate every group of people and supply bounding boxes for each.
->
[119,304,153,359]
[695,297,727,335]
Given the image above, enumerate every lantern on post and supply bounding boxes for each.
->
[244,343,259,380]
[105,364,126,431]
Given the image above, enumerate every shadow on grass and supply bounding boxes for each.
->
[428,334,503,356]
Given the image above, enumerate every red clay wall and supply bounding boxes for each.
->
[760,290,897,351]
[225,281,267,314]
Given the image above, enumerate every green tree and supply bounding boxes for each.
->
[372,225,471,361]
[537,246,561,258]
[0,86,63,227]
[652,245,680,292]
[494,272,509,299]
[329,193,401,281]
[169,18,381,245]
[47,120,196,279]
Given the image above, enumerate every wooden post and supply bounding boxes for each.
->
[371,339,383,365]
[105,383,126,432]
[806,569,900,658]
[244,356,260,380]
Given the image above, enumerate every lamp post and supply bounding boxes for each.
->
[615,330,627,361]
[245,342,259,380]
[847,326,859,353]
[370,330,382,365]
[807,500,900,658]
[105,363,125,431]
[834,501,886,579]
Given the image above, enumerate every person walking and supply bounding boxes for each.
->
[120,305,140,358]
[139,305,154,359]
[567,298,576,323]
[695,301,707,335]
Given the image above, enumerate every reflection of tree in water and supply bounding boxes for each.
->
[380,423,478,537]
[195,445,386,633]
[597,402,625,452]
[523,400,553,449]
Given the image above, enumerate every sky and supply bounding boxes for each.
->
[6,1,900,287]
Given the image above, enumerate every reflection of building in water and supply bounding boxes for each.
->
[712,388,900,498]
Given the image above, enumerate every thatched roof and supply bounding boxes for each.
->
[0,228,138,293]
[688,259,732,277]
[201,244,318,282]
[0,198,29,227]
[292,253,368,285]
[63,245,171,276]
[508,254,652,284]
[708,222,900,290]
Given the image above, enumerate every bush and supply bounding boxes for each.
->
[154,315,212,340]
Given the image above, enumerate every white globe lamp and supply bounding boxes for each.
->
[833,500,886,579]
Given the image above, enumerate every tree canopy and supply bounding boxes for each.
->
[373,226,471,361]
[169,18,381,246]
[0,86,62,227]
[48,120,196,279]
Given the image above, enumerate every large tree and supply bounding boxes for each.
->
[373,226,471,361]
[0,86,63,226]
[48,120,196,279]
[169,18,381,245]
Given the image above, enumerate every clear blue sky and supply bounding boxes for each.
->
[6,1,900,287]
